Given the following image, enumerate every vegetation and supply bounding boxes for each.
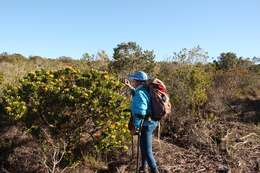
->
[110,42,156,77]
[0,42,260,172]
[1,67,130,167]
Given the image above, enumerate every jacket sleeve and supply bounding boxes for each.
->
[132,90,149,129]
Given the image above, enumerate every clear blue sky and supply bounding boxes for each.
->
[0,0,259,60]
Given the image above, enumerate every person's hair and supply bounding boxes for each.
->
[135,80,146,85]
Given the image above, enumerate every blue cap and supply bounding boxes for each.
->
[128,71,149,81]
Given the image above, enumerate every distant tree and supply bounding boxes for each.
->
[95,50,110,71]
[81,53,94,62]
[96,50,109,61]
[253,57,260,64]
[214,52,254,70]
[110,42,155,76]
[58,56,74,63]
[171,46,209,64]
[214,52,238,70]
[0,52,8,56]
[81,53,95,67]
[81,51,110,70]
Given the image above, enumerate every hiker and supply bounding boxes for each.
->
[125,71,159,173]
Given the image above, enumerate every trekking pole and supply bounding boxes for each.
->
[136,132,140,173]
[158,122,162,150]
[131,134,134,160]
[136,119,144,173]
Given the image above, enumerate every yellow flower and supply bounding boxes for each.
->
[123,146,128,151]
[5,107,12,112]
[43,86,48,91]
[110,124,116,129]
[111,135,116,139]
[103,74,109,80]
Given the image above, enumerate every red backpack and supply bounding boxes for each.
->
[146,78,172,121]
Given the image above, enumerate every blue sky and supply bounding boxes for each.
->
[0,0,259,60]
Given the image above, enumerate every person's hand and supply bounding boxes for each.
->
[124,79,134,89]
[124,79,130,87]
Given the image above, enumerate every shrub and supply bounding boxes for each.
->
[1,67,131,164]
[170,65,212,116]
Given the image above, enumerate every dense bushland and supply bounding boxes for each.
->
[0,42,260,172]
[1,67,131,172]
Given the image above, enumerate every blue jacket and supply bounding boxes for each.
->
[131,85,158,129]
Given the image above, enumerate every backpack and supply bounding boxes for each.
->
[146,78,172,121]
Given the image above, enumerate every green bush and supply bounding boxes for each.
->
[1,67,131,163]
[171,65,212,115]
